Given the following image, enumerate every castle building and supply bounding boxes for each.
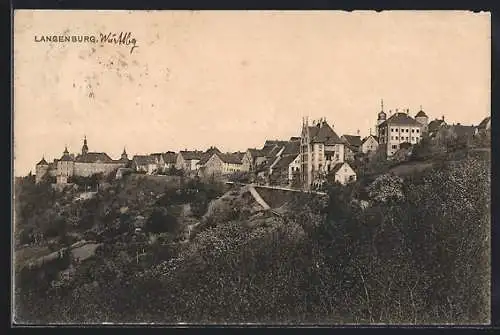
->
[35,137,129,184]
[377,104,427,158]
[35,157,49,183]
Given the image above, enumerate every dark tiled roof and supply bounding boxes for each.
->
[342,135,362,147]
[309,122,342,144]
[265,146,283,159]
[219,152,244,164]
[205,146,221,156]
[282,141,300,155]
[60,153,74,161]
[75,152,114,163]
[162,152,177,164]
[477,116,491,130]
[449,124,476,138]
[272,154,299,170]
[415,110,427,118]
[428,119,446,133]
[248,148,266,158]
[197,153,216,166]
[36,158,48,166]
[132,155,157,165]
[179,150,204,160]
[264,140,288,148]
[330,162,345,175]
[380,112,421,127]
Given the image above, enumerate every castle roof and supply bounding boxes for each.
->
[415,110,427,118]
[75,152,114,163]
[36,157,48,166]
[379,112,421,127]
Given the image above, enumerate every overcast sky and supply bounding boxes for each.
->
[14,10,490,176]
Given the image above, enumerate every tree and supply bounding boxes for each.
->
[145,207,180,234]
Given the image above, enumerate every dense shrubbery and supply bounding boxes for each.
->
[14,151,490,324]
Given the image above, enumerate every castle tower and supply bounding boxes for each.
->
[82,136,89,155]
[376,99,387,138]
[57,146,75,184]
[415,105,429,132]
[35,156,49,183]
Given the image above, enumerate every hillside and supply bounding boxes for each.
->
[14,144,490,324]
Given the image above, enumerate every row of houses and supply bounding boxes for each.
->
[36,103,490,189]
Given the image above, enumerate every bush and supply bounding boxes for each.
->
[145,207,180,234]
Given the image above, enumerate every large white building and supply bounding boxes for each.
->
[377,103,428,157]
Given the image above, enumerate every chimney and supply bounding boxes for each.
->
[357,129,360,135]
[442,115,445,121]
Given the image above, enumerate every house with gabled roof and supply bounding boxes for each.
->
[161,151,177,171]
[198,151,245,177]
[476,116,491,135]
[268,153,301,187]
[175,150,204,172]
[329,162,357,186]
[300,117,345,190]
[360,135,379,155]
[427,117,447,138]
[132,155,158,174]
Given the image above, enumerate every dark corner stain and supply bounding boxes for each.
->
[72,83,75,88]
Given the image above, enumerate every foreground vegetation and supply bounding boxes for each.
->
[14,140,490,324]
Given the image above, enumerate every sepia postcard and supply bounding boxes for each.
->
[12,10,491,325]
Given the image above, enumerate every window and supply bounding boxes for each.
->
[391,136,394,140]
[395,136,399,140]
[411,129,415,133]
[392,145,397,149]
[412,137,414,141]
[416,129,419,133]
[391,128,394,132]
[406,137,409,141]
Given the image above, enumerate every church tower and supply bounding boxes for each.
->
[376,99,387,138]
[121,147,128,160]
[82,136,89,155]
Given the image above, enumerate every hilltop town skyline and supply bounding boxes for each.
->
[14,10,490,176]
